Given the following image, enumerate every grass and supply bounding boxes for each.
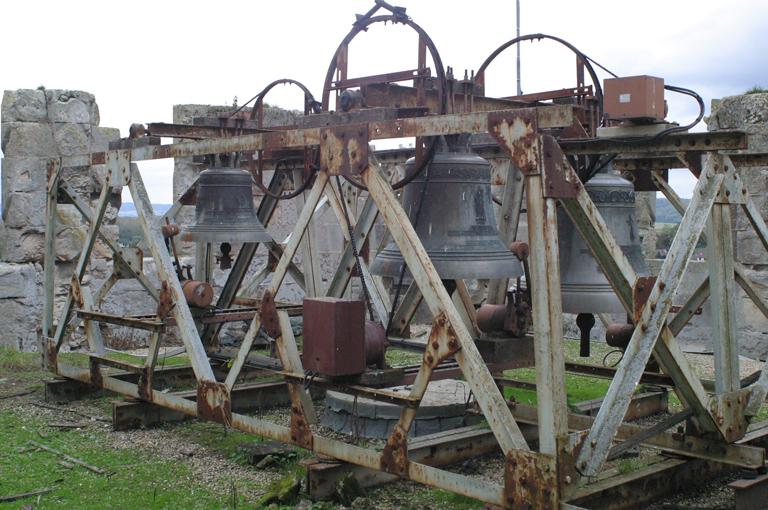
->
[745,85,768,95]
[0,410,249,509]
[385,348,422,367]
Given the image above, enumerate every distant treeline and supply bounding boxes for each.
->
[656,197,689,224]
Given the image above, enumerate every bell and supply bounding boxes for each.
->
[371,150,522,280]
[558,169,647,315]
[184,167,272,244]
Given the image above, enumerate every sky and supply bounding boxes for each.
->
[2,0,767,203]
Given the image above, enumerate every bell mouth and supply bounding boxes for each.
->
[182,224,273,244]
[371,249,522,280]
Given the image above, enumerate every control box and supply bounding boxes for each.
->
[604,75,665,122]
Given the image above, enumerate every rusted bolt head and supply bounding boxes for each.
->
[448,340,458,350]
[425,354,434,365]
[431,341,439,349]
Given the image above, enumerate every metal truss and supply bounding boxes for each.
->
[43,104,768,508]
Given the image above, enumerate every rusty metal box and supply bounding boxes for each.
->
[302,297,366,377]
[604,75,665,121]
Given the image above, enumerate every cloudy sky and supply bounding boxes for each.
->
[2,0,766,202]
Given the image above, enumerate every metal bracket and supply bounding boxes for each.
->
[43,337,57,371]
[260,291,281,339]
[505,449,558,510]
[488,110,539,175]
[88,357,103,388]
[541,135,579,198]
[380,424,409,476]
[320,123,369,176]
[290,403,314,449]
[137,367,153,402]
[623,168,668,192]
[423,312,461,368]
[115,247,144,279]
[197,381,232,425]
[633,276,657,324]
[156,281,175,319]
[709,388,750,442]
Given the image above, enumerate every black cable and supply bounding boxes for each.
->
[589,84,706,145]
[585,55,619,78]
[335,175,375,322]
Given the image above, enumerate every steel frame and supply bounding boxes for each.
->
[43,103,768,508]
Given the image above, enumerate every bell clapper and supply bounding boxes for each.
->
[217,242,233,270]
[576,313,596,358]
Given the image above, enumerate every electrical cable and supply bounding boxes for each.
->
[589,84,706,144]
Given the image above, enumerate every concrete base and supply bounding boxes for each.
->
[320,379,480,439]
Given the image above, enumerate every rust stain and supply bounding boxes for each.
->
[260,291,281,339]
[633,276,657,323]
[505,450,558,509]
[380,424,409,476]
[290,404,314,449]
[197,380,232,425]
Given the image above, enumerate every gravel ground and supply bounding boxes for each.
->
[0,391,283,502]
[2,343,765,509]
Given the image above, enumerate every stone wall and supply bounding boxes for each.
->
[707,93,768,359]
[1,89,121,350]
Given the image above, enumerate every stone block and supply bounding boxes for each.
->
[0,262,37,299]
[1,157,48,194]
[1,89,48,123]
[3,123,55,157]
[46,90,99,125]
[736,230,767,265]
[2,190,46,229]
[708,93,768,132]
[55,205,87,263]
[1,228,44,264]
[0,298,41,350]
[53,123,91,157]
[60,165,92,196]
[90,126,120,152]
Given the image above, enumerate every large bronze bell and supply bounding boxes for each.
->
[371,150,522,280]
[559,169,647,314]
[184,167,272,244]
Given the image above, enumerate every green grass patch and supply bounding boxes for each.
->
[0,410,248,509]
[502,367,611,407]
[386,348,422,367]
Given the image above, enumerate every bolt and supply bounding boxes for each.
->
[431,341,439,349]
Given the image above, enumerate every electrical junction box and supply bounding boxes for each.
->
[604,75,665,122]
[302,297,366,377]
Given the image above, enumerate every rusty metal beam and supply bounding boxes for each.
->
[559,131,746,155]
[62,106,574,167]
